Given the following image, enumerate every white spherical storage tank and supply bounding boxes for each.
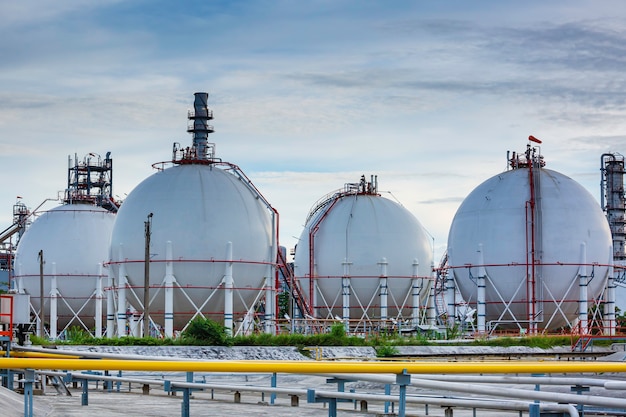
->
[447,147,612,333]
[293,176,433,330]
[14,203,115,336]
[108,163,275,335]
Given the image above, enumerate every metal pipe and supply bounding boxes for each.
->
[603,381,626,390]
[445,248,456,327]
[342,259,351,330]
[411,259,419,326]
[50,263,57,339]
[379,257,388,323]
[35,370,580,417]
[164,241,174,338]
[116,244,127,337]
[578,242,588,334]
[143,212,153,338]
[600,153,615,214]
[224,241,234,335]
[168,383,579,417]
[38,250,44,338]
[264,275,274,334]
[106,266,115,338]
[416,374,616,388]
[3,358,626,374]
[8,350,82,359]
[605,252,616,336]
[327,372,614,388]
[95,263,103,338]
[427,263,436,326]
[476,244,486,333]
[407,376,626,410]
[13,345,191,361]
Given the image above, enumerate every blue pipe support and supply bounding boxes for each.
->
[396,369,411,417]
[23,369,35,417]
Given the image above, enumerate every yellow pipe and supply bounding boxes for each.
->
[3,351,82,359]
[1,358,626,374]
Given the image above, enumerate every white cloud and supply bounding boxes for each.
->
[1,0,626,274]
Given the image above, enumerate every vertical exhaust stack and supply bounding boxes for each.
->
[187,92,215,161]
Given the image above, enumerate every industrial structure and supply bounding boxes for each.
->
[601,153,626,268]
[3,94,626,417]
[12,153,117,338]
[107,92,279,339]
[444,138,615,336]
[293,175,435,333]
[0,93,624,341]
[0,200,30,287]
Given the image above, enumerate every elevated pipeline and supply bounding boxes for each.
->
[3,358,626,374]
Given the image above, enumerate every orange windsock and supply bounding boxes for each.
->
[528,135,542,144]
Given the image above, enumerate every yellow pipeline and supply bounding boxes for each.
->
[1,358,626,374]
[0,351,81,359]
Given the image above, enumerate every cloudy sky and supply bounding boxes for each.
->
[2,0,626,264]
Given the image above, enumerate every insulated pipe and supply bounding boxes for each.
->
[605,250,616,336]
[445,248,456,327]
[578,242,588,334]
[154,380,581,417]
[129,306,139,337]
[342,258,351,329]
[604,381,626,390]
[407,375,626,410]
[411,259,420,327]
[116,244,127,337]
[95,263,103,338]
[31,370,580,417]
[224,241,234,335]
[379,257,388,323]
[314,390,579,417]
[427,262,436,326]
[268,208,278,335]
[49,262,58,339]
[264,274,274,334]
[415,374,616,388]
[106,266,115,338]
[14,345,191,361]
[9,351,82,359]
[164,241,175,338]
[4,358,626,374]
[476,244,486,334]
[313,261,319,319]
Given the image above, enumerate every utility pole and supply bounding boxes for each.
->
[38,250,44,338]
[143,213,153,338]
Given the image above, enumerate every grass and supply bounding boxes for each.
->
[27,319,626,354]
[29,321,616,356]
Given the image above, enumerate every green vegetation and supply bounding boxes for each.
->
[24,319,626,352]
[181,317,233,346]
[232,322,369,349]
[375,344,400,357]
[470,335,572,349]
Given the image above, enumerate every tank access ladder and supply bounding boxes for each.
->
[277,249,312,319]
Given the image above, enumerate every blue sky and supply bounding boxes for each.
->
[2,0,626,264]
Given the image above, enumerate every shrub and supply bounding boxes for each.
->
[180,317,232,346]
[376,344,399,357]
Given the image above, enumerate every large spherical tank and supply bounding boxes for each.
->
[109,164,274,329]
[447,167,612,331]
[294,193,433,321]
[14,203,115,330]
